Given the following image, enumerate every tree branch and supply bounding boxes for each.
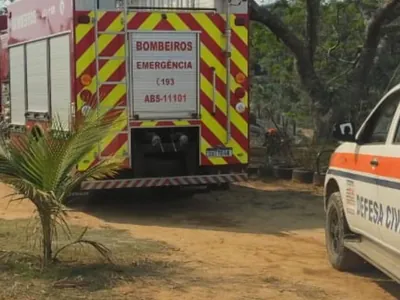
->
[354,0,400,25]
[249,0,306,59]
[326,10,361,65]
[249,0,400,136]
[373,35,389,66]
[306,0,320,64]
[350,0,400,101]
[353,0,373,24]
[249,0,331,117]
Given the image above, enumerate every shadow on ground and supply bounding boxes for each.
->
[0,218,182,299]
[72,181,325,235]
[354,269,400,299]
[70,180,400,296]
[1,251,177,292]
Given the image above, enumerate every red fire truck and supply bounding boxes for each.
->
[0,0,250,194]
[0,14,8,119]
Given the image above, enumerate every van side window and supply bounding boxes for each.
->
[358,94,400,144]
[393,116,400,144]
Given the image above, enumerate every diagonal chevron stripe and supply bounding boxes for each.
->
[75,11,249,169]
[75,11,97,44]
[230,14,248,46]
[77,13,135,77]
[200,73,247,139]
[193,13,248,76]
[167,14,232,164]
[130,120,200,127]
[99,110,128,152]
[75,15,139,170]
[168,13,248,154]
[201,106,247,164]
[200,43,248,108]
[138,12,163,30]
[101,132,129,157]
[201,137,226,165]
[77,51,125,111]
[79,108,128,171]
[170,12,248,164]
[76,12,161,170]
[170,14,247,102]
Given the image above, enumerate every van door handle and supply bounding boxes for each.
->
[370,158,379,167]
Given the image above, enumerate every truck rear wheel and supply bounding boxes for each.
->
[208,182,230,191]
[325,192,365,271]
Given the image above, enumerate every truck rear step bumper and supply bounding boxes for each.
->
[81,173,248,190]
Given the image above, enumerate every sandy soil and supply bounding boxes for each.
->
[0,180,399,300]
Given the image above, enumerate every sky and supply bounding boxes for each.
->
[0,0,10,8]
[0,0,11,6]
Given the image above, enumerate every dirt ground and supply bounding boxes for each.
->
[0,180,399,300]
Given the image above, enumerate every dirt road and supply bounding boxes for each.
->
[0,180,399,300]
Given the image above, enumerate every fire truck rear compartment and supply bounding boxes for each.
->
[130,127,199,178]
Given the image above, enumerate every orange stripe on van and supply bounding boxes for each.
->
[330,152,400,180]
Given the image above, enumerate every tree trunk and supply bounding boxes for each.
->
[312,111,333,142]
[40,212,53,267]
[249,0,400,142]
[294,57,334,140]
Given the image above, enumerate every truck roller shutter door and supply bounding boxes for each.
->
[26,40,49,113]
[9,45,26,125]
[50,34,71,131]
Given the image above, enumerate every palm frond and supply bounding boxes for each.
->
[53,227,113,263]
[60,158,122,202]
[0,108,124,204]
[0,108,125,265]
[50,111,124,195]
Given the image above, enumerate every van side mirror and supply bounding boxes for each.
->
[332,122,356,142]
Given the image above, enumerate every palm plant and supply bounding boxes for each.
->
[0,109,124,267]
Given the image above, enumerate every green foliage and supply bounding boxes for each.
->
[0,110,124,266]
[251,0,400,128]
[250,2,307,124]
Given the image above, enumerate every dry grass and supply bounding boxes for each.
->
[0,218,178,300]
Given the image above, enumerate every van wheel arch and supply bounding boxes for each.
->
[325,191,366,271]
[325,178,340,209]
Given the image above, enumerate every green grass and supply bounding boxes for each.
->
[0,218,178,299]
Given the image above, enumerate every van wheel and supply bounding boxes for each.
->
[325,192,365,271]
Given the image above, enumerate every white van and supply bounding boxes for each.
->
[324,84,400,283]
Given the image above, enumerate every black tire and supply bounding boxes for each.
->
[260,166,273,177]
[208,182,230,191]
[153,186,195,200]
[292,168,313,184]
[325,192,365,271]
[272,165,293,180]
[66,188,131,208]
[220,182,230,190]
[313,172,326,186]
[64,191,92,208]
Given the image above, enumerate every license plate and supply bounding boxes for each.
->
[206,147,233,157]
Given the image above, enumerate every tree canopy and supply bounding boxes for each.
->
[249,0,400,138]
